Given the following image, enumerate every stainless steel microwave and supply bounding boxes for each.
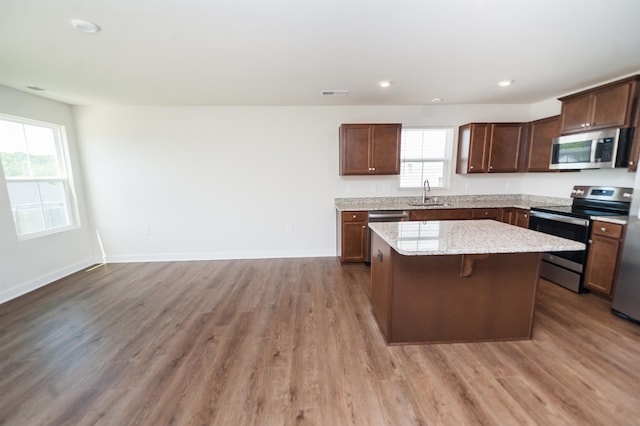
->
[549,128,633,170]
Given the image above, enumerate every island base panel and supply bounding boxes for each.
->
[371,236,541,344]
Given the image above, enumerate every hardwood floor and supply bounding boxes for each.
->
[1,258,639,425]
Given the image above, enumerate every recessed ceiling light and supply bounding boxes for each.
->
[71,19,101,34]
[497,80,514,87]
[378,80,393,88]
[431,98,443,104]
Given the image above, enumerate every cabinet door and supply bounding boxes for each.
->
[560,94,593,133]
[468,124,489,173]
[340,211,368,263]
[488,123,523,172]
[584,235,621,296]
[591,82,633,129]
[370,124,401,174]
[514,209,530,228]
[526,116,560,172]
[340,125,371,175]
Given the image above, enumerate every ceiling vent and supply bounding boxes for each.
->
[321,89,349,97]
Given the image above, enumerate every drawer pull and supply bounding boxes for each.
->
[600,227,607,232]
[352,214,357,219]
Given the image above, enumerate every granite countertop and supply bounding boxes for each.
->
[335,194,572,212]
[369,220,586,256]
[591,215,629,225]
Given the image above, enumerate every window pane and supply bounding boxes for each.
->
[24,124,60,176]
[0,120,29,177]
[400,161,445,188]
[7,181,46,235]
[1,116,76,238]
[39,181,71,229]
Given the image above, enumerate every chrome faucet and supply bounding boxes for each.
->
[422,179,431,203]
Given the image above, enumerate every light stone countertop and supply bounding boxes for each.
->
[335,194,572,212]
[369,220,586,256]
[591,215,629,225]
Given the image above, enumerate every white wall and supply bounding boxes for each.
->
[74,102,635,263]
[2,90,636,302]
[0,86,97,303]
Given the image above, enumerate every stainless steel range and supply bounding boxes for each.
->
[529,186,632,293]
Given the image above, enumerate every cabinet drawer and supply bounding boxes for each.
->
[410,208,471,221]
[342,211,368,222]
[471,208,503,219]
[591,221,624,239]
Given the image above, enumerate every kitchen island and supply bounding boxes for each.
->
[369,220,585,345]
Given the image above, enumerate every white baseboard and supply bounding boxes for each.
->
[0,257,99,305]
[105,249,336,263]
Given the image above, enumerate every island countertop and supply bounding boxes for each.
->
[369,220,585,256]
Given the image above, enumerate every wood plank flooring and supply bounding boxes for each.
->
[1,258,639,425]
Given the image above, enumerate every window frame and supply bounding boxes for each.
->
[398,126,454,190]
[0,114,79,240]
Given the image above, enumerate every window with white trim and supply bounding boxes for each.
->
[0,115,78,238]
[399,127,454,189]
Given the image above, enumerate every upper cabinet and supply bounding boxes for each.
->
[524,115,560,172]
[558,76,638,135]
[339,123,402,175]
[457,123,524,174]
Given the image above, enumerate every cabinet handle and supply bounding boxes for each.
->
[489,166,493,170]
[470,166,474,170]
[524,214,528,218]
[630,161,635,166]
[600,227,607,232]
[362,225,366,229]
[352,214,357,219]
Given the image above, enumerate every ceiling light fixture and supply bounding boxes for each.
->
[497,79,514,87]
[431,98,443,104]
[71,18,101,34]
[378,80,392,88]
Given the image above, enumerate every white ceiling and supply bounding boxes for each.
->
[1,0,640,106]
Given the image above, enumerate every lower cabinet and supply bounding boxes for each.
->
[338,211,368,263]
[409,208,472,221]
[584,221,625,297]
[471,208,503,220]
[502,208,530,228]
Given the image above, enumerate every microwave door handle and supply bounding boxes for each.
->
[591,139,599,162]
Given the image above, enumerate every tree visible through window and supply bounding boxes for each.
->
[399,127,453,189]
[0,116,77,238]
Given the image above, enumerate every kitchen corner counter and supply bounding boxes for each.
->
[369,220,585,256]
[335,194,571,212]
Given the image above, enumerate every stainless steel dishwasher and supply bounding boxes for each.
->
[366,210,410,263]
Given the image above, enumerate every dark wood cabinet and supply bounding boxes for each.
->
[409,208,472,221]
[524,115,560,172]
[489,124,524,172]
[457,123,524,174]
[339,123,402,175]
[502,208,530,228]
[471,208,503,220]
[338,211,368,263]
[584,221,625,297]
[559,78,637,134]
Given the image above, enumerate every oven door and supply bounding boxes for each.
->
[528,210,589,271]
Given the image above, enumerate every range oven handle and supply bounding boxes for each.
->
[529,210,589,227]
